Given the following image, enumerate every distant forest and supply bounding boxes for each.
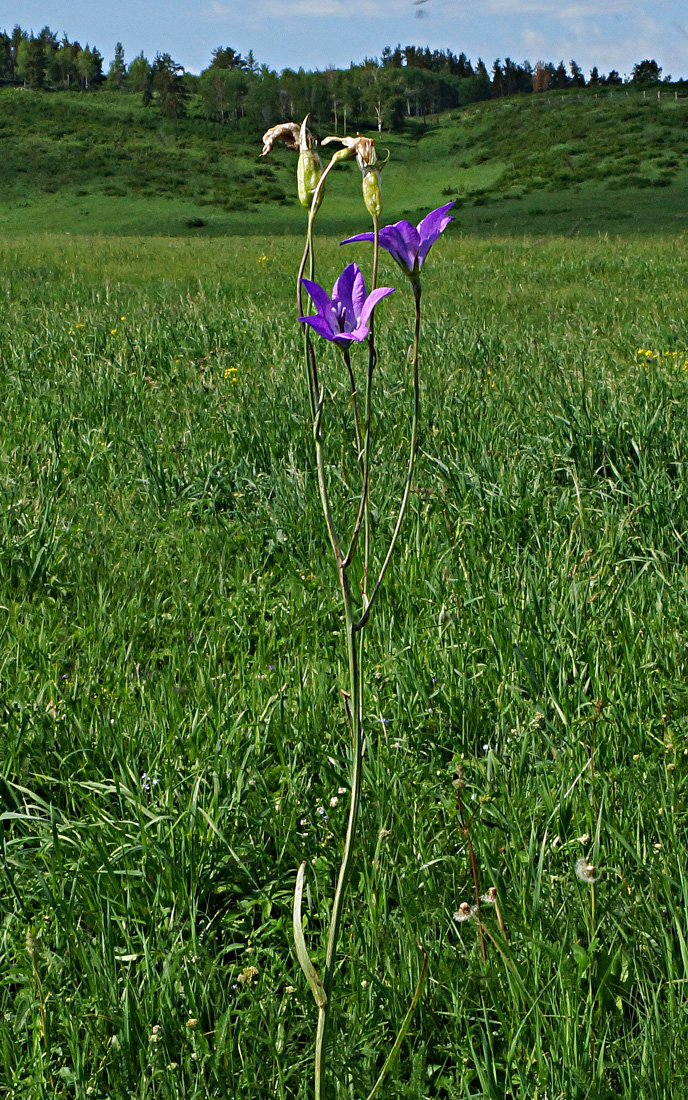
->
[0,24,682,132]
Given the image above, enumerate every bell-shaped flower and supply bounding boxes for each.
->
[299,263,394,347]
[341,201,455,278]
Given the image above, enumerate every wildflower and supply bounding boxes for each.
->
[341,202,455,280]
[453,902,475,923]
[299,263,394,347]
[575,857,598,884]
[258,254,268,263]
[110,328,117,335]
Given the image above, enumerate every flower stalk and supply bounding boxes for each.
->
[282,122,453,1092]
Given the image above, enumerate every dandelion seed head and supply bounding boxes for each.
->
[575,857,598,884]
[453,902,475,923]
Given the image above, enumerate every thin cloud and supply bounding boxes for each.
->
[264,0,396,14]
[474,0,644,14]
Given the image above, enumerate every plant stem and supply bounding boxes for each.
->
[362,213,379,602]
[356,279,421,633]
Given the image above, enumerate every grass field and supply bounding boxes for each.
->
[2,227,688,1100]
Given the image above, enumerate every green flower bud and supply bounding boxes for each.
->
[298,148,324,210]
[362,166,382,219]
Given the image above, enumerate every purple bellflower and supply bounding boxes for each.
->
[299,262,394,347]
[341,201,455,279]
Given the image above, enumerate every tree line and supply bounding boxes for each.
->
[0,25,678,132]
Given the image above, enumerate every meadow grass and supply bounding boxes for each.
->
[1,232,688,1099]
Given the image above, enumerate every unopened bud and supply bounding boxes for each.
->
[298,148,324,210]
[362,166,382,218]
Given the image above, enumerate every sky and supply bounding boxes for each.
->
[5,0,688,80]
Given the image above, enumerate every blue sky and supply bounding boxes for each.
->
[6,0,688,79]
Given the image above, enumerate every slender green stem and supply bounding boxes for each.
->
[298,212,318,420]
[315,587,362,1100]
[356,279,421,633]
[313,385,343,568]
[343,347,364,471]
[362,213,379,604]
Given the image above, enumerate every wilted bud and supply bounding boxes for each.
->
[323,134,385,219]
[260,122,300,157]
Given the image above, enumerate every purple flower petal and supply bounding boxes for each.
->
[378,223,418,273]
[333,330,363,346]
[351,266,367,325]
[332,263,360,332]
[340,231,375,246]
[417,202,455,265]
[301,277,337,329]
[300,314,338,342]
[358,286,395,330]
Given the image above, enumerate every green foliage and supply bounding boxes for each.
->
[1,86,687,241]
[1,233,688,1097]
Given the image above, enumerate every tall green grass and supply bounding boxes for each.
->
[1,233,688,1098]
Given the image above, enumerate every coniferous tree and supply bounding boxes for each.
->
[551,61,570,89]
[151,53,187,117]
[569,59,585,87]
[108,42,127,89]
[0,31,13,80]
[209,45,247,70]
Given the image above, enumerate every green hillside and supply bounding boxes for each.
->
[1,85,687,237]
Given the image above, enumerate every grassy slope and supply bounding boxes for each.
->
[1,85,688,237]
[1,233,688,1097]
